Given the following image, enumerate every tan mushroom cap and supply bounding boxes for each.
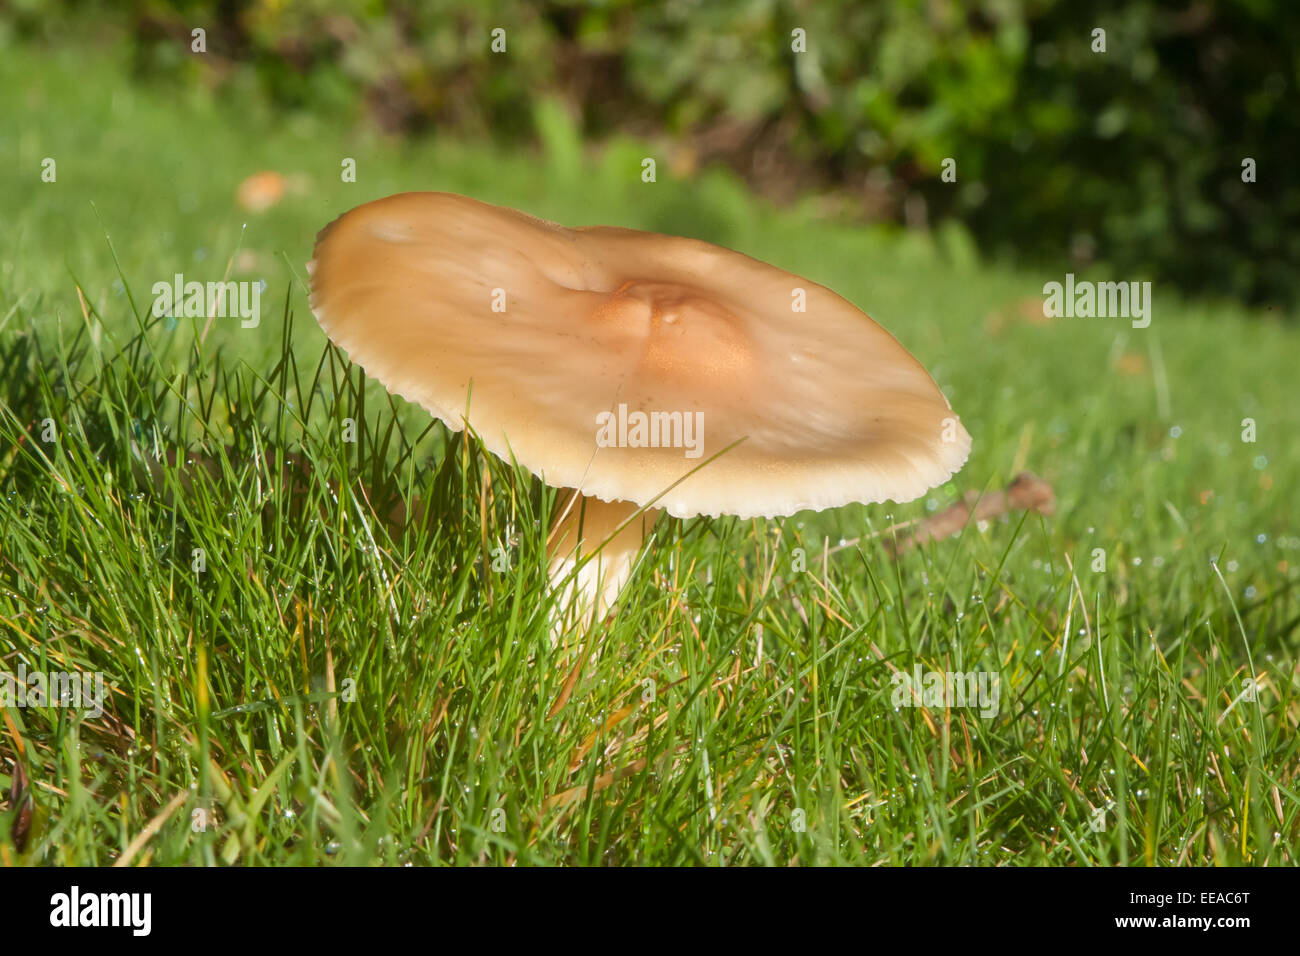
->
[309,192,970,520]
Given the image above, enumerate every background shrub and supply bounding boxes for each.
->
[13,0,1299,308]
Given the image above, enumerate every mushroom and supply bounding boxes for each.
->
[308,192,970,637]
[237,170,287,212]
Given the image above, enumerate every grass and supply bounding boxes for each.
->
[1,33,1297,867]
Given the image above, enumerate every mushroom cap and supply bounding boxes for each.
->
[309,192,971,520]
[237,170,287,212]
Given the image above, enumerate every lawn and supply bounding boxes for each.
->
[1,34,1296,866]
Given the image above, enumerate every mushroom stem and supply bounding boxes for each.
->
[546,492,660,641]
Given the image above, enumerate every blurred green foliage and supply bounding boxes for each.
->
[8,0,1299,308]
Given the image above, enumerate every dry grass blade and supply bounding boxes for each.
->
[7,761,33,853]
[113,790,190,867]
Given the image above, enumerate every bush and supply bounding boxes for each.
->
[57,0,1300,307]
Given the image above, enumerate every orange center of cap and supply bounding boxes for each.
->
[589,280,754,384]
